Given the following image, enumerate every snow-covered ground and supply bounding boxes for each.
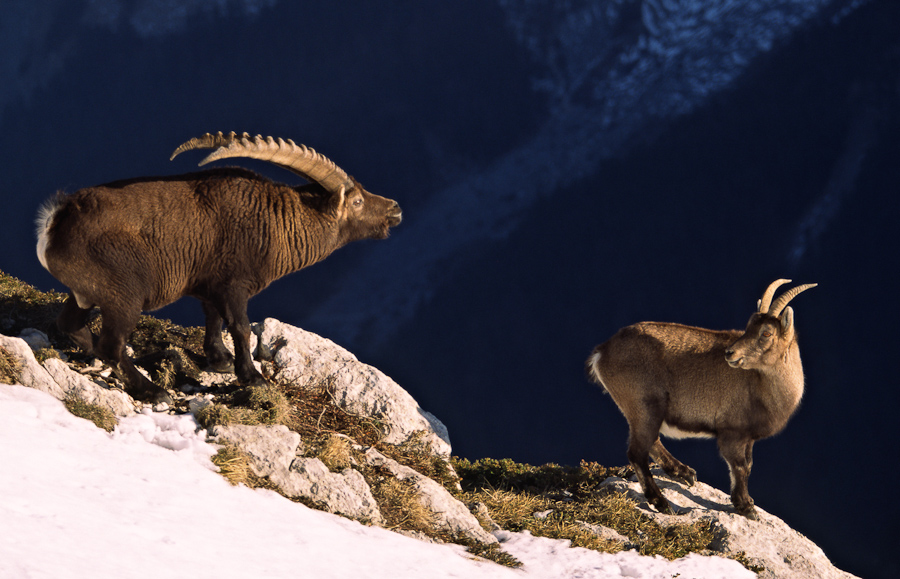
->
[0,384,753,579]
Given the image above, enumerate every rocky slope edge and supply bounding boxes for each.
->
[0,272,856,577]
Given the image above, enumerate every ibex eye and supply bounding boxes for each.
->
[762,331,772,338]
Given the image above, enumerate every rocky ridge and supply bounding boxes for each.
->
[0,316,858,577]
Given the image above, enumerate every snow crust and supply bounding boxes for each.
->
[0,384,753,579]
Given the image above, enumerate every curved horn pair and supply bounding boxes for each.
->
[758,279,817,317]
[170,131,353,195]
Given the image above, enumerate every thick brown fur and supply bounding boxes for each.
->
[586,297,808,520]
[38,167,401,403]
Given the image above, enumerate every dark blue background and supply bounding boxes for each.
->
[3,1,897,577]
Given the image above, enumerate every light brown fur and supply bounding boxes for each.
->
[37,146,401,405]
[586,280,815,519]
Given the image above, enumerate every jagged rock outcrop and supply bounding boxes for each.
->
[600,470,858,579]
[278,458,383,525]
[363,447,497,545]
[211,424,383,525]
[253,318,451,457]
[43,358,134,417]
[0,333,134,417]
[0,319,858,574]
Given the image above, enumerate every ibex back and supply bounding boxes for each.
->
[586,279,816,519]
[37,132,402,404]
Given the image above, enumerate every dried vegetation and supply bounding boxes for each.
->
[1,270,753,571]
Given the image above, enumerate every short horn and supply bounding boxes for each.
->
[770,283,818,317]
[170,131,352,195]
[757,279,792,314]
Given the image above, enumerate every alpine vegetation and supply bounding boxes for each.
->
[35,132,402,404]
[586,279,816,520]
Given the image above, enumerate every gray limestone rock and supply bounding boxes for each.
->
[254,318,451,457]
[0,334,133,417]
[275,457,383,525]
[364,447,497,545]
[600,470,858,579]
[0,335,63,397]
[212,424,303,477]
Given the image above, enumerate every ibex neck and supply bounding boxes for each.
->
[756,345,804,421]
[289,212,344,271]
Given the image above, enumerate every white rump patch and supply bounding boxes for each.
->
[660,421,715,440]
[35,197,61,271]
[586,351,603,384]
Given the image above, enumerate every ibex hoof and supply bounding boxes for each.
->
[128,383,173,406]
[204,359,235,374]
[736,505,759,521]
[239,373,268,389]
[652,499,674,515]
[675,467,697,486]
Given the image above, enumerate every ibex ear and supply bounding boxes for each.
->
[329,184,347,219]
[780,306,794,335]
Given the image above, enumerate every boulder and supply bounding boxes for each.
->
[276,458,383,525]
[18,328,52,350]
[364,447,497,545]
[0,335,63,397]
[212,424,303,477]
[0,335,134,417]
[254,318,450,457]
[43,358,135,417]
[212,424,383,525]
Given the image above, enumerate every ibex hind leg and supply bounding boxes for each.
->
[95,302,173,405]
[650,438,697,486]
[57,294,96,354]
[200,299,235,373]
[627,424,674,515]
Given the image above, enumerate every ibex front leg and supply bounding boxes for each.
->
[719,435,758,520]
[211,288,266,388]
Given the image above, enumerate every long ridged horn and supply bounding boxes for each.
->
[170,131,352,195]
[757,279,792,314]
[769,283,818,317]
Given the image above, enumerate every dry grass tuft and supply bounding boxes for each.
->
[195,383,293,429]
[0,346,22,385]
[33,348,60,364]
[210,445,282,493]
[453,457,718,561]
[315,434,355,472]
[368,474,436,534]
[211,444,252,486]
[280,378,385,447]
[63,393,117,432]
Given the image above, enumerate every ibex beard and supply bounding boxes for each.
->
[586,279,816,520]
[36,132,401,405]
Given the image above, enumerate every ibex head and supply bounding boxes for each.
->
[725,279,817,370]
[171,132,402,241]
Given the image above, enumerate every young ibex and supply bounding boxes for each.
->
[36,132,402,404]
[586,279,816,520]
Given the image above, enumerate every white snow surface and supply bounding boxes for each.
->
[0,384,753,579]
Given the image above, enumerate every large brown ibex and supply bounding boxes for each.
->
[586,279,816,519]
[36,132,402,404]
